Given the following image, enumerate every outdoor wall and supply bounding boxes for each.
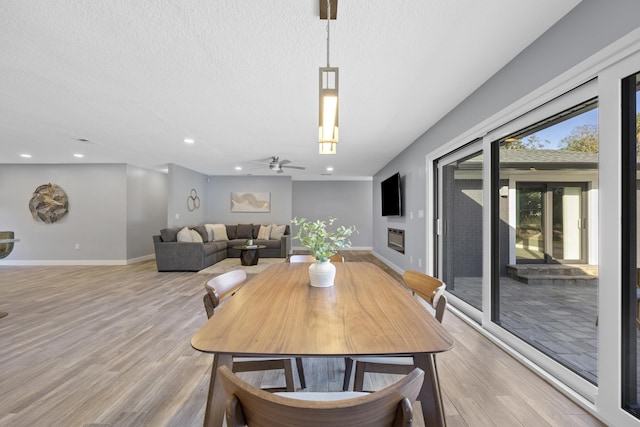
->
[126,165,167,260]
[292,180,372,249]
[373,0,640,273]
[206,175,292,225]
[0,164,127,263]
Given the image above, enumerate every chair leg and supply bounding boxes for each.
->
[283,359,295,392]
[343,357,353,391]
[295,357,306,389]
[354,361,366,392]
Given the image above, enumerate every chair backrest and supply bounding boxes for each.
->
[203,294,215,319]
[289,255,316,263]
[204,269,247,308]
[329,254,344,263]
[402,270,447,322]
[218,365,424,427]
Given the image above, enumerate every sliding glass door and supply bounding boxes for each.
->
[516,183,587,264]
[621,70,640,418]
[494,97,599,384]
[435,142,483,313]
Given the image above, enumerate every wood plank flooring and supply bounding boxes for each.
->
[0,253,605,426]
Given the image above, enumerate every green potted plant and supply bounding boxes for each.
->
[291,217,356,287]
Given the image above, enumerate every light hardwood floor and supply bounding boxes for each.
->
[0,254,605,426]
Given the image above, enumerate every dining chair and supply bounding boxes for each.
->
[218,365,424,427]
[329,254,344,262]
[203,270,306,391]
[344,270,447,392]
[288,254,316,263]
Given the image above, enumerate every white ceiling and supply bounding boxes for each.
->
[0,0,581,180]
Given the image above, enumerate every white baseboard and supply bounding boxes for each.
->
[0,254,155,266]
[371,250,404,276]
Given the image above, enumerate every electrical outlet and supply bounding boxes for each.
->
[410,256,413,264]
[418,258,422,268]
[175,213,180,220]
[75,243,80,250]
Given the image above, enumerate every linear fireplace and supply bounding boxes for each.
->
[388,228,405,254]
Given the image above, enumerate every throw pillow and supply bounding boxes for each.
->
[190,229,203,242]
[257,224,272,240]
[193,226,208,242]
[204,224,215,241]
[226,225,237,240]
[237,223,253,239]
[270,224,287,240]
[160,227,179,242]
[176,227,193,242]
[212,224,229,241]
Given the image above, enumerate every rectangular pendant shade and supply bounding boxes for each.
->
[319,67,338,154]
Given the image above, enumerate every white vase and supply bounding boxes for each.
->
[308,260,336,287]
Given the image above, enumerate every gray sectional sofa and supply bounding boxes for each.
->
[152,223,291,272]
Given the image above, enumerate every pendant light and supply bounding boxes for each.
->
[319,0,338,154]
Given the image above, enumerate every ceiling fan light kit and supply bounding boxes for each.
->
[319,0,338,155]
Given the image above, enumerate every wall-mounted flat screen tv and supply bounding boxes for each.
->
[381,172,402,216]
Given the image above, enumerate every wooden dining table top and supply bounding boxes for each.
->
[191,261,454,357]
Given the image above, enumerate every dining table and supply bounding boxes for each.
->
[191,261,454,427]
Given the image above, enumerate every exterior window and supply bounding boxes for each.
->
[435,142,483,314]
[494,99,599,384]
[621,71,640,418]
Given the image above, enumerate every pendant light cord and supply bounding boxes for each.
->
[326,0,331,67]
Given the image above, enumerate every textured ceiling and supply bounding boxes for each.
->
[0,0,581,179]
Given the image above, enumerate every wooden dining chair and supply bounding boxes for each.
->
[218,365,424,427]
[288,254,316,263]
[344,270,447,392]
[329,254,344,262]
[203,270,306,391]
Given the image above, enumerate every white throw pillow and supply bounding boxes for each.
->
[177,227,193,242]
[257,224,272,240]
[270,224,287,240]
[212,224,229,241]
[190,229,203,242]
[205,223,229,241]
[204,224,215,241]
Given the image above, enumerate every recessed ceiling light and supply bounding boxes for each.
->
[326,166,334,172]
[20,154,32,158]
[235,166,242,171]
[74,153,84,158]
[184,138,195,144]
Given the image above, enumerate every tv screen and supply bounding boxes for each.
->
[381,172,402,216]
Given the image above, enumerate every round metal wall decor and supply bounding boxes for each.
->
[29,183,69,223]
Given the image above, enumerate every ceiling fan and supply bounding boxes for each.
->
[252,156,306,174]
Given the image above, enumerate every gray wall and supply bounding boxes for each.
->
[206,175,293,225]
[167,163,208,227]
[373,0,640,272]
[292,180,372,249]
[126,165,168,259]
[0,164,127,261]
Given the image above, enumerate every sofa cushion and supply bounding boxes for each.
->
[257,224,272,240]
[270,224,287,240]
[203,241,227,255]
[160,228,179,242]
[190,229,203,242]
[226,225,237,240]
[177,227,193,242]
[256,239,282,249]
[237,223,253,239]
[193,226,209,242]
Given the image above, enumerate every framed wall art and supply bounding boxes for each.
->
[230,192,270,213]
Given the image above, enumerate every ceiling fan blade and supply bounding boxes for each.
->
[279,159,291,166]
[251,157,275,164]
[281,165,306,170]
